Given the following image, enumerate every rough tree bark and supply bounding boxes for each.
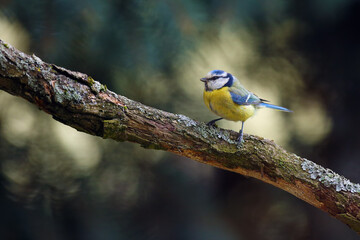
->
[0,39,360,233]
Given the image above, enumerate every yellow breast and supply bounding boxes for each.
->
[203,87,255,122]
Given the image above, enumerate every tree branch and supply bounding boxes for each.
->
[1,39,360,233]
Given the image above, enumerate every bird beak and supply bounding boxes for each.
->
[200,78,207,82]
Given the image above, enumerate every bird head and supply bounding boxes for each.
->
[200,70,234,91]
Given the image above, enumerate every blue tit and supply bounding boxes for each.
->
[200,70,291,144]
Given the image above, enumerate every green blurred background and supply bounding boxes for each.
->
[0,0,359,239]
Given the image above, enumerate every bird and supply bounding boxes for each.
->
[200,70,291,145]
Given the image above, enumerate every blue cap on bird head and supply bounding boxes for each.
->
[210,70,227,76]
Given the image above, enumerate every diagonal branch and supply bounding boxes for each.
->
[1,39,360,233]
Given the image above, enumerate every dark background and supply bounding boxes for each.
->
[0,0,360,239]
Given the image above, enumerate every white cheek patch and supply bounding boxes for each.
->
[207,77,229,90]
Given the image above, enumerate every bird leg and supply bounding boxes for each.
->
[206,118,223,126]
[237,121,245,144]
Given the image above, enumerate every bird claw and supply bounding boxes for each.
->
[206,121,217,127]
[236,134,244,147]
[206,118,223,127]
[236,139,244,148]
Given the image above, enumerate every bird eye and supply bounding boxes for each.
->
[209,76,219,81]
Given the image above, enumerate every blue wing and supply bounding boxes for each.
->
[229,88,292,112]
[229,88,261,105]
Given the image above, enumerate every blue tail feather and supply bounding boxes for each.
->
[258,103,292,112]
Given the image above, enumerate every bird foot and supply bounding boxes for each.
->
[206,118,223,127]
[236,134,244,148]
[207,121,218,127]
